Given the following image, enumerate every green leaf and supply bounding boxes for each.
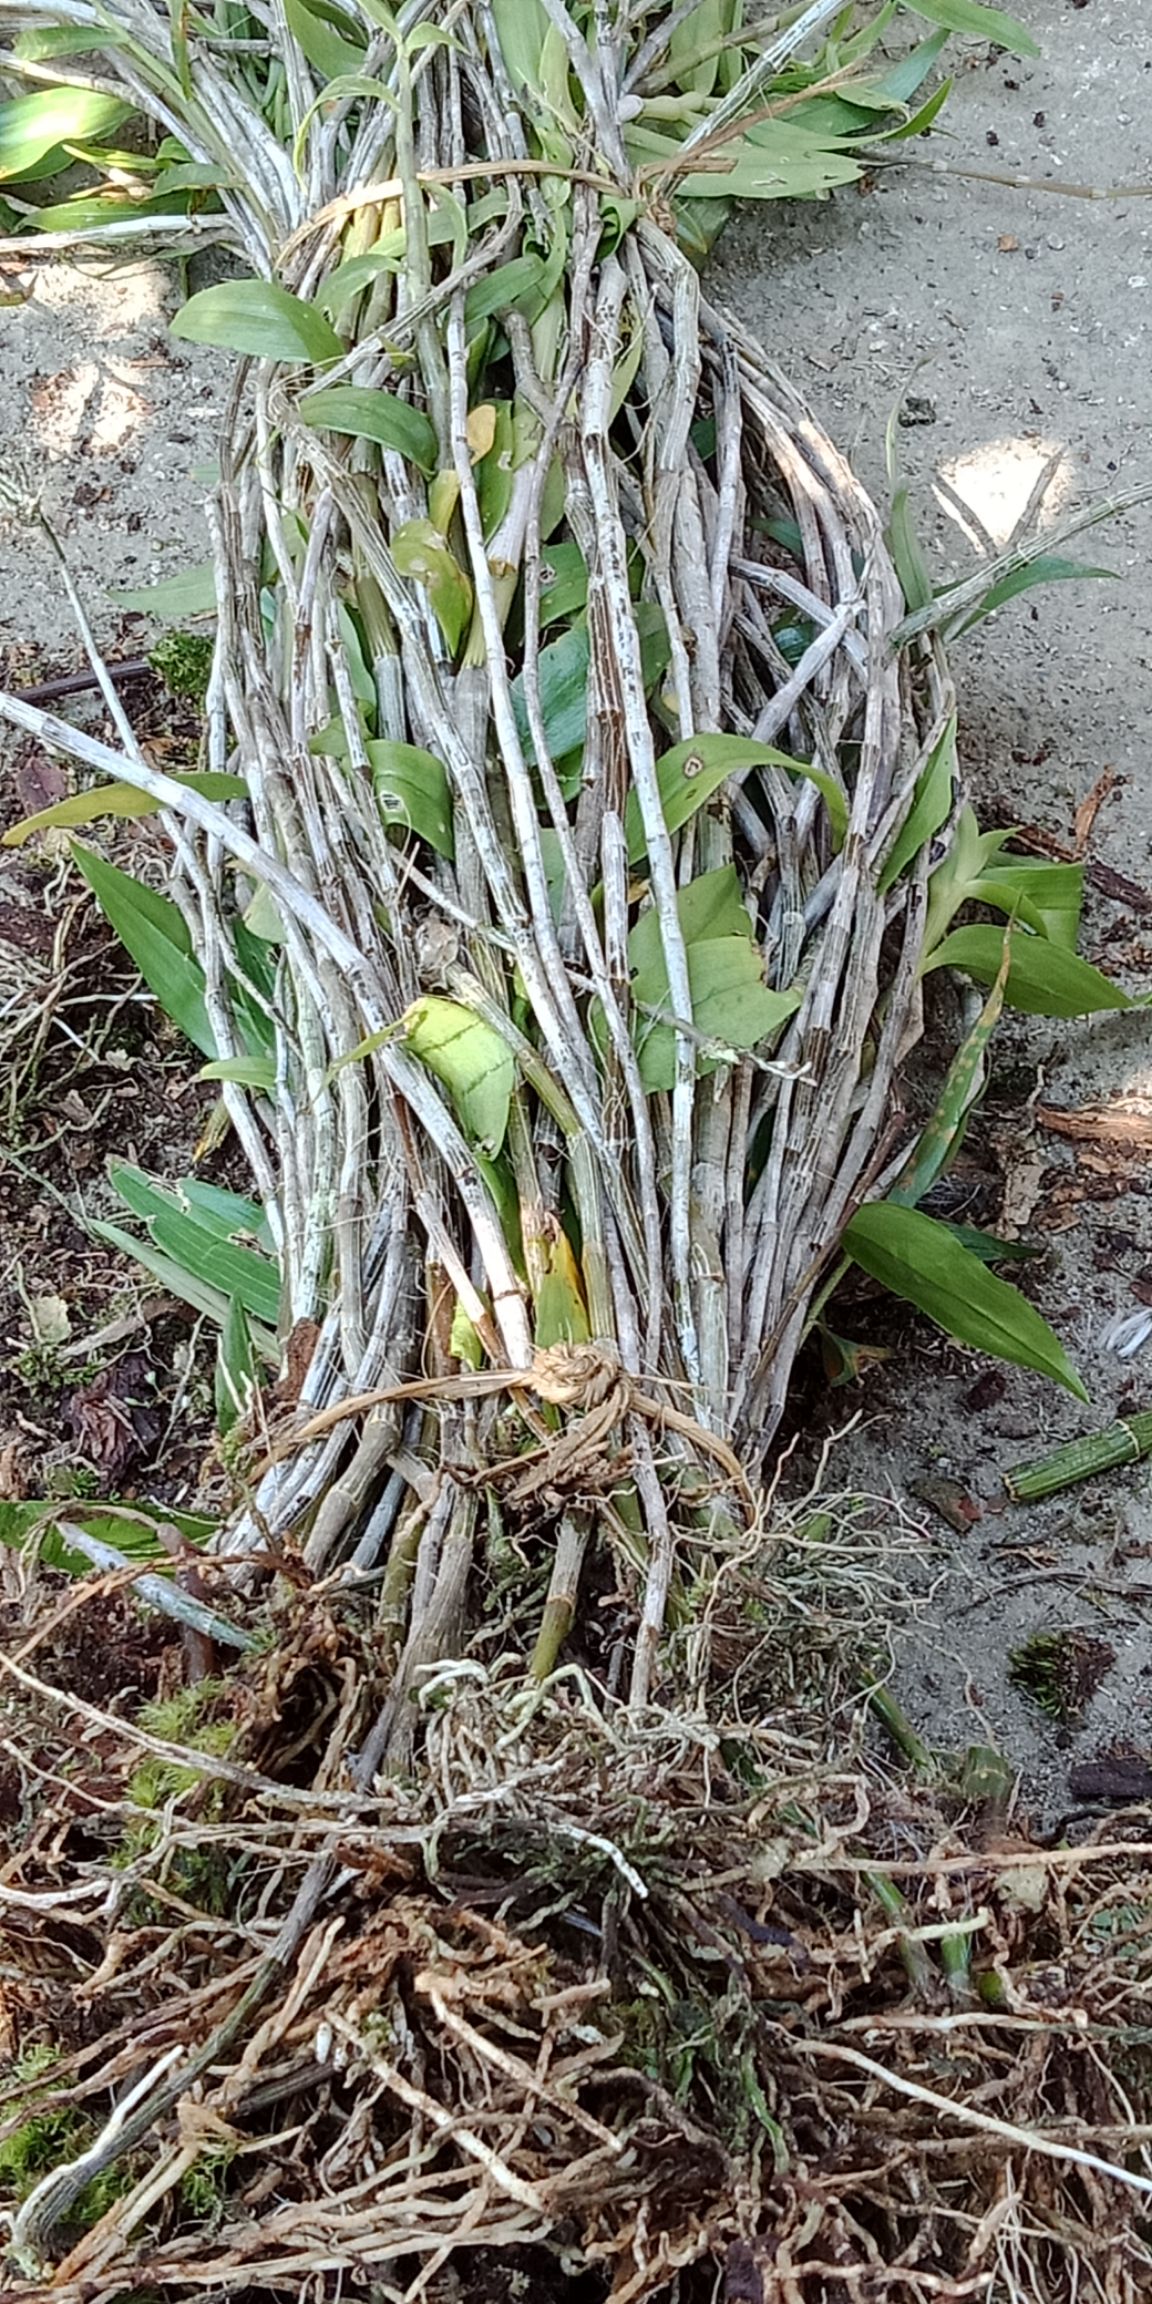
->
[0,86,129,182]
[108,1163,275,1251]
[942,1223,1039,1264]
[869,28,950,104]
[537,540,589,628]
[844,1202,1086,1398]
[3,770,246,846]
[149,1209,280,1324]
[971,857,1083,950]
[625,731,824,865]
[427,180,469,267]
[168,1174,276,1251]
[172,280,343,365]
[29,189,199,232]
[112,561,217,618]
[298,384,438,474]
[475,401,516,541]
[71,842,215,1056]
[336,599,376,706]
[668,0,735,98]
[0,1500,215,1575]
[771,617,816,668]
[489,0,548,92]
[392,521,473,653]
[89,1217,280,1356]
[317,244,404,313]
[884,394,935,615]
[15,27,128,57]
[940,553,1115,640]
[511,624,589,763]
[513,601,668,776]
[905,0,1039,59]
[629,863,750,961]
[404,996,514,1154]
[624,868,799,1092]
[200,1054,277,1092]
[879,717,956,895]
[923,925,1131,1017]
[887,483,934,615]
[154,159,231,195]
[282,0,365,79]
[632,940,799,1092]
[215,1295,257,1436]
[464,254,548,329]
[368,738,455,858]
[885,77,954,140]
[894,939,1007,1206]
[637,123,863,202]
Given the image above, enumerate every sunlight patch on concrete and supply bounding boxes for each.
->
[932,435,1074,556]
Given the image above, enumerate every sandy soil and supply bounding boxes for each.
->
[0,259,221,654]
[2,0,1151,1817]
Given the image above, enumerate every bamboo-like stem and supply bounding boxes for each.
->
[1004,1413,1152,1503]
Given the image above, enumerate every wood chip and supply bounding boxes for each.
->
[1073,768,1116,856]
[1036,1103,1152,1148]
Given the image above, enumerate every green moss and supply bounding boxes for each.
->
[0,2049,75,2199]
[178,2145,235,2222]
[0,2047,138,2224]
[1008,1629,1114,1725]
[147,629,214,702]
[113,1680,239,1913]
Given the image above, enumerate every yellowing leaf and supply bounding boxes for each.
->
[450,1298,486,1369]
[3,771,246,847]
[428,470,461,536]
[466,403,498,460]
[392,520,473,654]
[533,1220,590,1349]
[404,996,514,1155]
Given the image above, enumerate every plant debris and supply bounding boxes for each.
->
[1007,1627,1115,1724]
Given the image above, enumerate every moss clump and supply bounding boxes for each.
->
[115,1679,238,1913]
[148,629,214,702]
[0,2046,136,2227]
[1008,1629,1114,1725]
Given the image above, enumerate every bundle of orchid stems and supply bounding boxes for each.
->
[1,0,957,1712]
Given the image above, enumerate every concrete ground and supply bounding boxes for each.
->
[3,0,1151,1815]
